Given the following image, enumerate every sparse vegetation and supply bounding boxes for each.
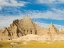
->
[0,40,64,48]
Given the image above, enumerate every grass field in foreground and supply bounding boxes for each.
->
[0,40,64,48]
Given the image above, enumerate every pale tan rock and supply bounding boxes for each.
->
[0,28,9,40]
[0,15,64,41]
[7,23,17,39]
[59,28,64,33]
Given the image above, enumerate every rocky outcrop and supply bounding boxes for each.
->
[0,15,40,40]
[0,28,9,40]
[0,15,64,41]
[59,28,64,33]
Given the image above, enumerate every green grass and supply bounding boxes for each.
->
[0,40,64,48]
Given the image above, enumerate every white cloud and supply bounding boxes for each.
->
[0,6,2,10]
[0,15,64,29]
[26,8,64,20]
[35,22,64,29]
[37,0,56,3]
[0,8,64,29]
[36,0,64,4]
[0,0,27,6]
[0,15,25,29]
[58,0,64,3]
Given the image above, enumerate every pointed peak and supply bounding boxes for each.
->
[24,15,31,20]
[25,14,30,18]
[50,22,53,25]
[49,23,54,28]
[26,14,29,17]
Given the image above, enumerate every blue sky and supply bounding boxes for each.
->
[0,0,64,29]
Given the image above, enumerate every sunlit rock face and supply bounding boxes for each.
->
[0,15,64,41]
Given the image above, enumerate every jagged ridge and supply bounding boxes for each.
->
[0,15,64,41]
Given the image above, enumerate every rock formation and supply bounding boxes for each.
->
[0,15,39,40]
[0,15,64,41]
[59,28,64,33]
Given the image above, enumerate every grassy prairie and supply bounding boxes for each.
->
[0,40,64,48]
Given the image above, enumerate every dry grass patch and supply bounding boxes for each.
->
[0,40,64,48]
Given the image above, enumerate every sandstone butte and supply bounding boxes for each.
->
[0,15,64,41]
